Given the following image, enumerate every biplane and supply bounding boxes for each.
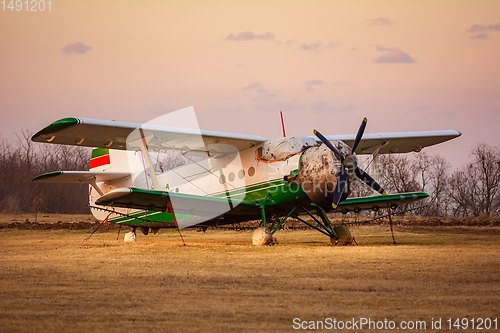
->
[31,107,461,244]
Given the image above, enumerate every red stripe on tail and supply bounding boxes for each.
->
[89,155,110,169]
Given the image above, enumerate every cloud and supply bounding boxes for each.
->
[466,23,500,33]
[375,50,416,63]
[305,80,324,92]
[470,33,489,40]
[466,24,486,33]
[466,23,500,40]
[374,45,398,52]
[226,31,275,42]
[299,42,323,51]
[242,82,277,100]
[366,18,396,26]
[298,41,337,53]
[311,102,353,114]
[62,42,92,55]
[488,23,500,31]
[242,81,265,92]
[305,80,324,86]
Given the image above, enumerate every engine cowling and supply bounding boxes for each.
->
[292,140,355,211]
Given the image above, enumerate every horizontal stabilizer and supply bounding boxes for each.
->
[337,192,429,212]
[32,171,132,183]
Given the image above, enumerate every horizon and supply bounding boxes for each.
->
[1,1,499,169]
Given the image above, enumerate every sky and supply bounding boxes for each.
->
[1,0,499,169]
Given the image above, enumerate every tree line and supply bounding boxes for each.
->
[0,130,499,217]
[0,131,90,214]
[353,143,500,217]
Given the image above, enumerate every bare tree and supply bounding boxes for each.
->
[0,131,90,214]
[414,152,451,216]
[448,143,500,217]
[379,154,421,194]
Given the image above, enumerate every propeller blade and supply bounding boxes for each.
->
[351,117,367,154]
[354,167,386,195]
[332,168,348,209]
[313,129,345,160]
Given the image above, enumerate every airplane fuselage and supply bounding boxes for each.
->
[89,146,310,227]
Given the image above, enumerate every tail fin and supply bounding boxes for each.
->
[88,148,143,220]
[89,148,111,171]
[89,148,144,173]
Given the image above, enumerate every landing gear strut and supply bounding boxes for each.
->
[292,204,340,245]
[253,202,296,246]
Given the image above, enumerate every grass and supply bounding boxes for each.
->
[0,219,499,332]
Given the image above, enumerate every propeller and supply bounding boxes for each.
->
[314,117,386,209]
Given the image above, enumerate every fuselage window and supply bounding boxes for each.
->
[248,167,255,177]
[238,169,245,179]
[257,147,263,159]
[228,172,235,182]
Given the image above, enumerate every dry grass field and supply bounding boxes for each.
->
[0,214,499,332]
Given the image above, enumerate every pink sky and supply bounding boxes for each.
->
[1,1,499,169]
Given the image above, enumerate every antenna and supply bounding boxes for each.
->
[280,110,286,137]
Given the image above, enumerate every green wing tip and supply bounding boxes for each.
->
[31,117,80,140]
[32,171,63,182]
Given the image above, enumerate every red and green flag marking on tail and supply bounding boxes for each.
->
[90,148,110,169]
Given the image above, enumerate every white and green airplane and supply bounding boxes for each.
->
[31,112,461,244]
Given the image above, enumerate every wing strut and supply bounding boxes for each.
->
[167,202,186,246]
[86,177,104,196]
[387,202,396,244]
[367,141,388,184]
[129,129,162,190]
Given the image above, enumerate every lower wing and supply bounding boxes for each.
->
[337,192,429,213]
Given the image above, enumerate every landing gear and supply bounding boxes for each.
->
[292,204,339,245]
[292,204,356,246]
[252,202,357,246]
[124,228,137,242]
[252,227,277,246]
[123,227,161,242]
[252,202,296,246]
[333,225,357,246]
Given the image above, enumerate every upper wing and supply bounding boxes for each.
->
[337,192,429,212]
[325,130,461,154]
[32,117,460,157]
[31,117,267,157]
